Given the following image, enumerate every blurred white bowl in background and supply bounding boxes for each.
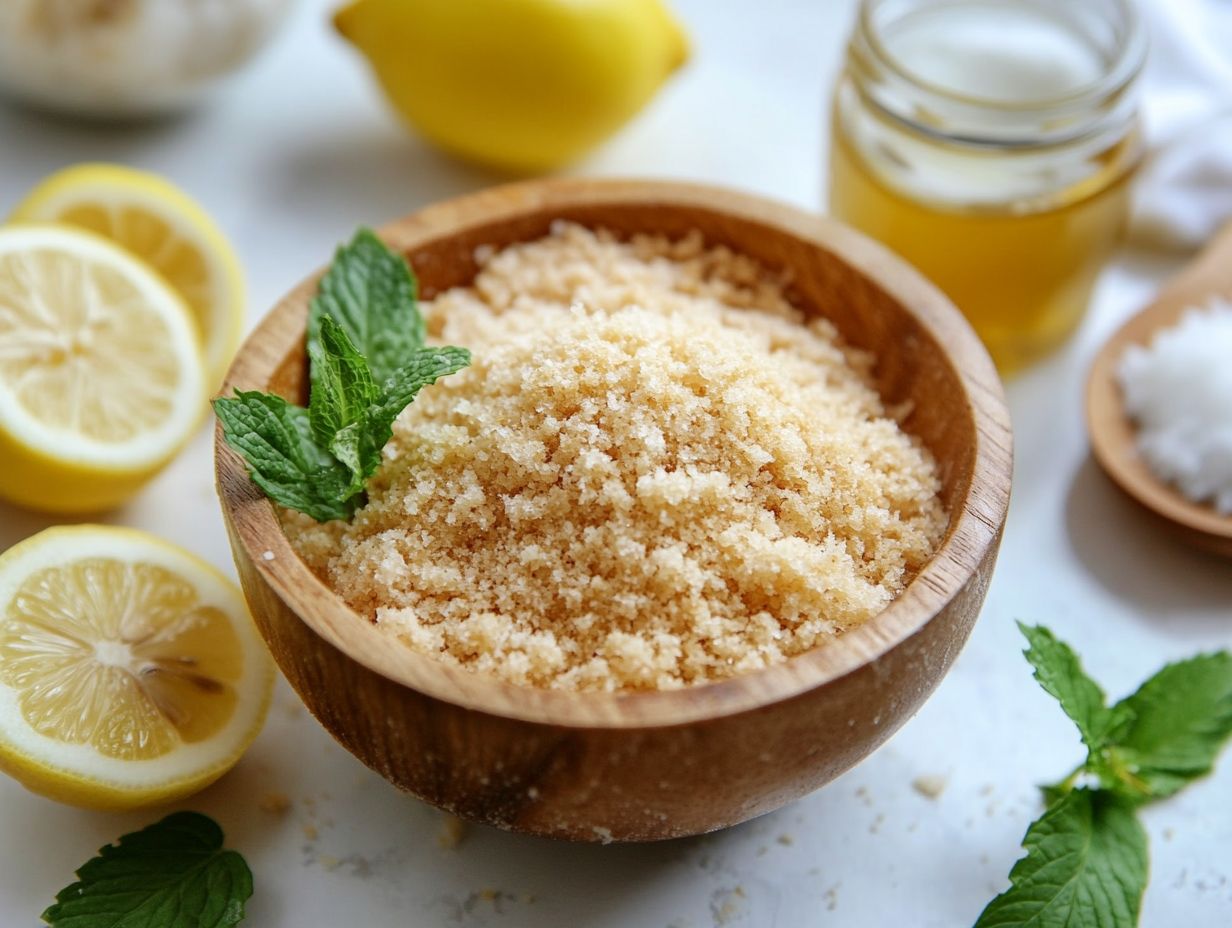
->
[0,0,297,119]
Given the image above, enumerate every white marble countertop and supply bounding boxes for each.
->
[1,1,1229,925]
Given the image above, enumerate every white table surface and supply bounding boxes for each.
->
[1,1,1229,925]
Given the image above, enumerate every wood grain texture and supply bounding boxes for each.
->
[215,178,1013,841]
[1087,222,1232,558]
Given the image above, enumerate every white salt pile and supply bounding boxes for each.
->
[1117,300,1232,515]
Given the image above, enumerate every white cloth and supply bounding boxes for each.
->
[1130,0,1232,252]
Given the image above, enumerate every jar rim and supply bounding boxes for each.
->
[856,0,1147,115]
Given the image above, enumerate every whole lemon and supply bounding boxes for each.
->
[334,0,689,172]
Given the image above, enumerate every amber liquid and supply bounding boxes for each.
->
[829,127,1137,374]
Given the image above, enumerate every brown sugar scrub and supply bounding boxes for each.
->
[282,222,946,692]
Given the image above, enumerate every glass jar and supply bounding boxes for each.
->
[828,0,1146,373]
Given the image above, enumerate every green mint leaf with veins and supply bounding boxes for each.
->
[1105,652,1232,802]
[214,391,357,522]
[308,315,378,453]
[309,227,425,384]
[311,333,470,494]
[1018,622,1131,757]
[216,228,469,522]
[42,811,252,928]
[973,789,1147,928]
[327,346,471,492]
[368,346,472,450]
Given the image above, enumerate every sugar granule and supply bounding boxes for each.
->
[282,223,945,691]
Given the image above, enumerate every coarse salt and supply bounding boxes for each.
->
[1117,300,1232,514]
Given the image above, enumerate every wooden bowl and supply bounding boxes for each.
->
[215,179,1012,842]
[1086,223,1232,558]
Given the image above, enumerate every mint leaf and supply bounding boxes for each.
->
[42,812,252,928]
[309,227,425,384]
[974,789,1147,928]
[1107,652,1232,802]
[214,391,356,522]
[1019,622,1127,754]
[332,346,472,490]
[368,346,472,449]
[308,315,378,453]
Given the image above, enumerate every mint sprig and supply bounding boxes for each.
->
[43,812,251,928]
[974,624,1232,927]
[215,229,470,522]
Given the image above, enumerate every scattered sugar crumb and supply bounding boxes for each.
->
[259,792,291,815]
[526,786,540,799]
[438,814,469,850]
[824,882,841,911]
[261,550,275,561]
[283,224,945,692]
[592,826,614,844]
[776,833,794,846]
[912,774,948,799]
[710,886,747,926]
[462,889,516,915]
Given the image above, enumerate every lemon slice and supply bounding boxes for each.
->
[0,525,273,810]
[9,163,245,388]
[0,224,206,513]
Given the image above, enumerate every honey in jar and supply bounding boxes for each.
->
[829,0,1146,373]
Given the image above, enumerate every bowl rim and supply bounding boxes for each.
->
[215,177,1012,729]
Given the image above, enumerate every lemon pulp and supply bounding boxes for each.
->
[9,164,245,387]
[0,243,182,443]
[1,559,241,760]
[0,526,272,809]
[0,225,206,513]
[59,202,213,325]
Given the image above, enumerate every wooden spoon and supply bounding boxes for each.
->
[1086,222,1232,558]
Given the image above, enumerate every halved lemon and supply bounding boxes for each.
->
[0,525,273,810]
[0,224,206,513]
[9,163,245,388]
